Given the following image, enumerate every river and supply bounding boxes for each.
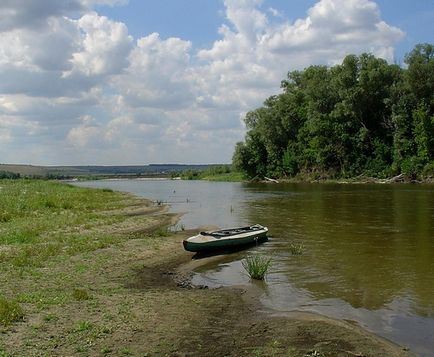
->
[74,179,434,355]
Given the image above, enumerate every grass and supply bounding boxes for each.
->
[0,179,164,332]
[200,171,245,182]
[0,180,135,267]
[0,296,24,326]
[72,289,91,301]
[242,254,272,280]
[75,320,94,332]
[289,242,304,255]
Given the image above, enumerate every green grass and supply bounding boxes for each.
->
[0,180,134,267]
[200,172,245,182]
[0,178,171,339]
[75,320,94,332]
[72,289,91,301]
[242,255,272,280]
[0,296,24,326]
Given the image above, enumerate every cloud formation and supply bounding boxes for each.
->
[0,0,404,164]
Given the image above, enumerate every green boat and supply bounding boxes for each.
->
[182,224,268,253]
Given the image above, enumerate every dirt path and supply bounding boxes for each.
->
[0,201,413,356]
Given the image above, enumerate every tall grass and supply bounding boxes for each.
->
[242,254,272,280]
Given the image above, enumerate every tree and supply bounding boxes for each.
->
[233,44,434,180]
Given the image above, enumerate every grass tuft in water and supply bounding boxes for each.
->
[289,242,304,255]
[242,254,272,280]
[0,296,24,326]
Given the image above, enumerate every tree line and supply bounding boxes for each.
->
[233,44,434,180]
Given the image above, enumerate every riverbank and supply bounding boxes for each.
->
[0,180,412,356]
[178,170,433,184]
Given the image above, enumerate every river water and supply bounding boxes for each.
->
[74,180,434,355]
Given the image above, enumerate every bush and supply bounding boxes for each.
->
[401,156,422,180]
[422,162,434,177]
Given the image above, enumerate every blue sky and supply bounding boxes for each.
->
[96,0,434,62]
[0,0,433,165]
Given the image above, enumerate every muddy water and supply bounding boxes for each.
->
[75,180,434,355]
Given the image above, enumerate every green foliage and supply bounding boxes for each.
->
[0,171,20,179]
[0,296,24,326]
[233,44,434,181]
[178,165,243,181]
[423,162,434,177]
[242,254,272,280]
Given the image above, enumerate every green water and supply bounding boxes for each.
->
[76,180,434,355]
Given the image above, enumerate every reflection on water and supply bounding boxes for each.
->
[75,180,434,355]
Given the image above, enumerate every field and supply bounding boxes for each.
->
[0,180,411,356]
[0,164,218,179]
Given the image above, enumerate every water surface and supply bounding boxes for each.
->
[75,180,434,355]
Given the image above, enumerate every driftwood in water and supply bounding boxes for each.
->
[264,176,279,183]
[386,173,405,183]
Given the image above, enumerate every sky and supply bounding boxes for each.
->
[0,0,433,165]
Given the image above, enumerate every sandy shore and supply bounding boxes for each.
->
[0,190,413,356]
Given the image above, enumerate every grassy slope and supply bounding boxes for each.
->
[0,180,179,355]
[0,180,152,266]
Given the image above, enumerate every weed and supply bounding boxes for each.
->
[75,320,93,332]
[0,211,11,222]
[61,201,73,209]
[305,350,325,357]
[44,200,57,208]
[173,223,185,232]
[101,346,113,354]
[121,347,133,355]
[43,313,58,322]
[0,296,24,326]
[289,242,304,255]
[242,254,272,280]
[0,349,11,357]
[101,326,112,334]
[72,288,91,301]
[150,228,169,238]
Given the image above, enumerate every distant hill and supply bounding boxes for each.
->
[0,164,224,178]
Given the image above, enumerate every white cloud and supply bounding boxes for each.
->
[68,12,133,77]
[114,32,193,109]
[0,0,405,165]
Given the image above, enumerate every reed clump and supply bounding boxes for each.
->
[242,254,272,280]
